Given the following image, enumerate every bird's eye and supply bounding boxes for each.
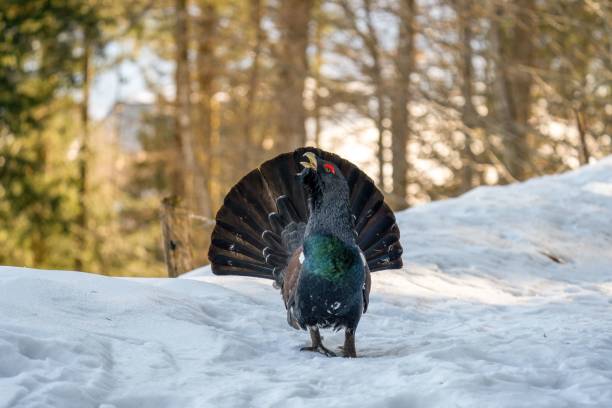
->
[323,163,335,174]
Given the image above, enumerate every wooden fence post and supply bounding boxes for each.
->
[160,196,193,277]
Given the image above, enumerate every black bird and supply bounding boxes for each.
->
[208,148,403,357]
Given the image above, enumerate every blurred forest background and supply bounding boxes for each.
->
[1,0,610,276]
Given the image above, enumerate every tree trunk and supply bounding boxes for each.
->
[275,0,313,153]
[244,0,264,167]
[390,0,416,209]
[194,0,216,217]
[456,0,477,193]
[160,196,194,277]
[75,41,92,270]
[32,133,48,267]
[489,0,535,181]
[363,0,387,190]
[375,91,386,189]
[175,0,205,213]
[574,109,590,165]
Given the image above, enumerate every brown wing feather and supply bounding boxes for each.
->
[281,248,302,307]
[281,248,303,329]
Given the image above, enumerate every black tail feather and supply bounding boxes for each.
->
[268,213,284,235]
[276,196,301,225]
[366,243,403,271]
[363,234,399,258]
[357,213,396,251]
[209,147,403,281]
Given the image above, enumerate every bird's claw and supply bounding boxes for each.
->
[337,345,357,358]
[300,345,337,357]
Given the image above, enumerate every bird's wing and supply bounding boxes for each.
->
[282,248,303,329]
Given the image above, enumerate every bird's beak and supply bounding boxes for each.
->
[300,152,318,170]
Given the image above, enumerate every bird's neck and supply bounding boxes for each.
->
[305,194,355,245]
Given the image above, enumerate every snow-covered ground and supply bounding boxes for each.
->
[2,158,612,408]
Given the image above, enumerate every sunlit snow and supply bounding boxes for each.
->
[1,158,612,408]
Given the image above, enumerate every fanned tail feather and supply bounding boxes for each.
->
[209,148,403,284]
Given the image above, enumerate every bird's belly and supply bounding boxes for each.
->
[294,282,362,330]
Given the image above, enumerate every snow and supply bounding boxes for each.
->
[2,158,612,408]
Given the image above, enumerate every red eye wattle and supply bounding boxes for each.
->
[323,163,336,174]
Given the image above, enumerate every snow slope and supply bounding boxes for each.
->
[2,158,612,408]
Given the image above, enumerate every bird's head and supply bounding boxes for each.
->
[298,152,349,209]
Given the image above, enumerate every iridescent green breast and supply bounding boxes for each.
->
[303,234,360,282]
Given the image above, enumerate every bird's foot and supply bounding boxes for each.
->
[339,328,358,358]
[337,345,357,358]
[300,345,337,357]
